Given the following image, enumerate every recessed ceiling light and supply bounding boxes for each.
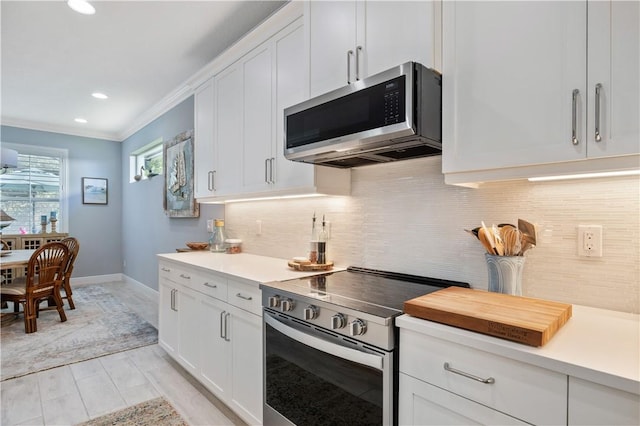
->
[67,0,95,15]
[92,92,108,100]
[74,118,88,124]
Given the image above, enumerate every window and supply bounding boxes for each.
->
[130,137,163,182]
[0,144,68,234]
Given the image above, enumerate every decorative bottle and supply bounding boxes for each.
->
[309,213,318,263]
[317,215,328,264]
[209,219,227,252]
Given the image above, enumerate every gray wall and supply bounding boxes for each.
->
[0,125,123,278]
[121,96,224,291]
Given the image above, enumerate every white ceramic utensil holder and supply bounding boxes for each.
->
[485,254,526,296]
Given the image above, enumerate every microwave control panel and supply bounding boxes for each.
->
[383,78,403,126]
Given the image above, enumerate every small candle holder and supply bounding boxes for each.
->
[40,220,48,234]
[50,218,58,233]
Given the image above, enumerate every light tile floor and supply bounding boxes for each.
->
[1,281,245,426]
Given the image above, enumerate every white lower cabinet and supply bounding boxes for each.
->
[158,278,179,358]
[399,328,567,425]
[158,261,263,425]
[199,293,230,400]
[568,377,640,426]
[399,373,527,425]
[228,304,262,424]
[176,285,200,376]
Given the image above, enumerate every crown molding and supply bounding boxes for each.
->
[0,117,119,141]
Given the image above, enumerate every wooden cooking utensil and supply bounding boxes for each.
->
[477,227,495,254]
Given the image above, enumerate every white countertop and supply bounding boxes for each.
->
[157,251,343,284]
[397,305,640,395]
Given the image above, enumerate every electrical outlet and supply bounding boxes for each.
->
[577,225,603,257]
[206,219,214,233]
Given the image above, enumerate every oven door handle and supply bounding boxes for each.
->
[264,313,384,371]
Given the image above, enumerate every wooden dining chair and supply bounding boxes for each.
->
[60,237,79,309]
[0,242,69,333]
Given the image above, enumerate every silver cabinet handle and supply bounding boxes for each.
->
[224,312,231,341]
[161,267,170,272]
[444,362,495,384]
[595,83,602,142]
[572,89,580,145]
[170,288,178,311]
[270,157,275,184]
[207,171,214,191]
[236,293,253,301]
[212,170,216,191]
[355,46,363,81]
[220,310,226,339]
[347,50,354,84]
[265,158,270,183]
[179,273,191,280]
[203,282,217,289]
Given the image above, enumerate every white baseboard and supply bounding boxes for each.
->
[122,274,159,302]
[71,274,159,302]
[71,273,124,286]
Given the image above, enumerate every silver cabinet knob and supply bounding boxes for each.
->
[331,313,346,329]
[268,295,280,308]
[303,305,318,320]
[281,298,294,312]
[349,319,367,336]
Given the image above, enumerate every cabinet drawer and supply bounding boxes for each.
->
[400,329,567,425]
[227,279,261,315]
[159,262,181,282]
[399,373,527,426]
[194,272,227,301]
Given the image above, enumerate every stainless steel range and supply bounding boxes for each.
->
[261,266,469,426]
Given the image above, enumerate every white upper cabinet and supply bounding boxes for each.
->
[587,1,640,158]
[442,1,639,186]
[194,79,215,199]
[193,3,350,202]
[213,64,243,196]
[272,21,316,191]
[241,44,273,194]
[307,0,435,97]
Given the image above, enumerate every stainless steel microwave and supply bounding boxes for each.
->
[284,62,442,168]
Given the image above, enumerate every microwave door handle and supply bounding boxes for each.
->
[346,50,352,84]
[264,312,383,371]
[355,46,363,81]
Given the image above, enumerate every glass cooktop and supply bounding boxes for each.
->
[262,266,469,319]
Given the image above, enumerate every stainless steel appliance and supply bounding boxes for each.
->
[261,267,469,426]
[284,62,442,168]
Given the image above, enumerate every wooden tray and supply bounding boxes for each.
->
[403,287,572,347]
[288,260,334,271]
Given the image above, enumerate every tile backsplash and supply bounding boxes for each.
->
[226,156,640,313]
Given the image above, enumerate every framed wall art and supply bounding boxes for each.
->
[82,177,108,205]
[163,130,199,218]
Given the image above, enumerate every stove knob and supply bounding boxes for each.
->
[268,295,280,308]
[303,305,318,320]
[349,319,367,336]
[331,313,346,329]
[281,298,294,312]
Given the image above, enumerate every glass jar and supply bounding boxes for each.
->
[209,219,227,252]
[225,239,242,254]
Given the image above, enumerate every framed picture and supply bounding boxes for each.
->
[163,130,199,218]
[82,177,108,205]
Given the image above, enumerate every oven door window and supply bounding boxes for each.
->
[265,317,383,425]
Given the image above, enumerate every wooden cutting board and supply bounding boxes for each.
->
[403,287,572,347]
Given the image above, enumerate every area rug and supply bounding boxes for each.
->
[1,284,158,381]
[75,397,187,426]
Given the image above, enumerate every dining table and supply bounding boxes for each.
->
[0,249,36,269]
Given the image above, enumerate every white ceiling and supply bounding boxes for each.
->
[1,0,287,141]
